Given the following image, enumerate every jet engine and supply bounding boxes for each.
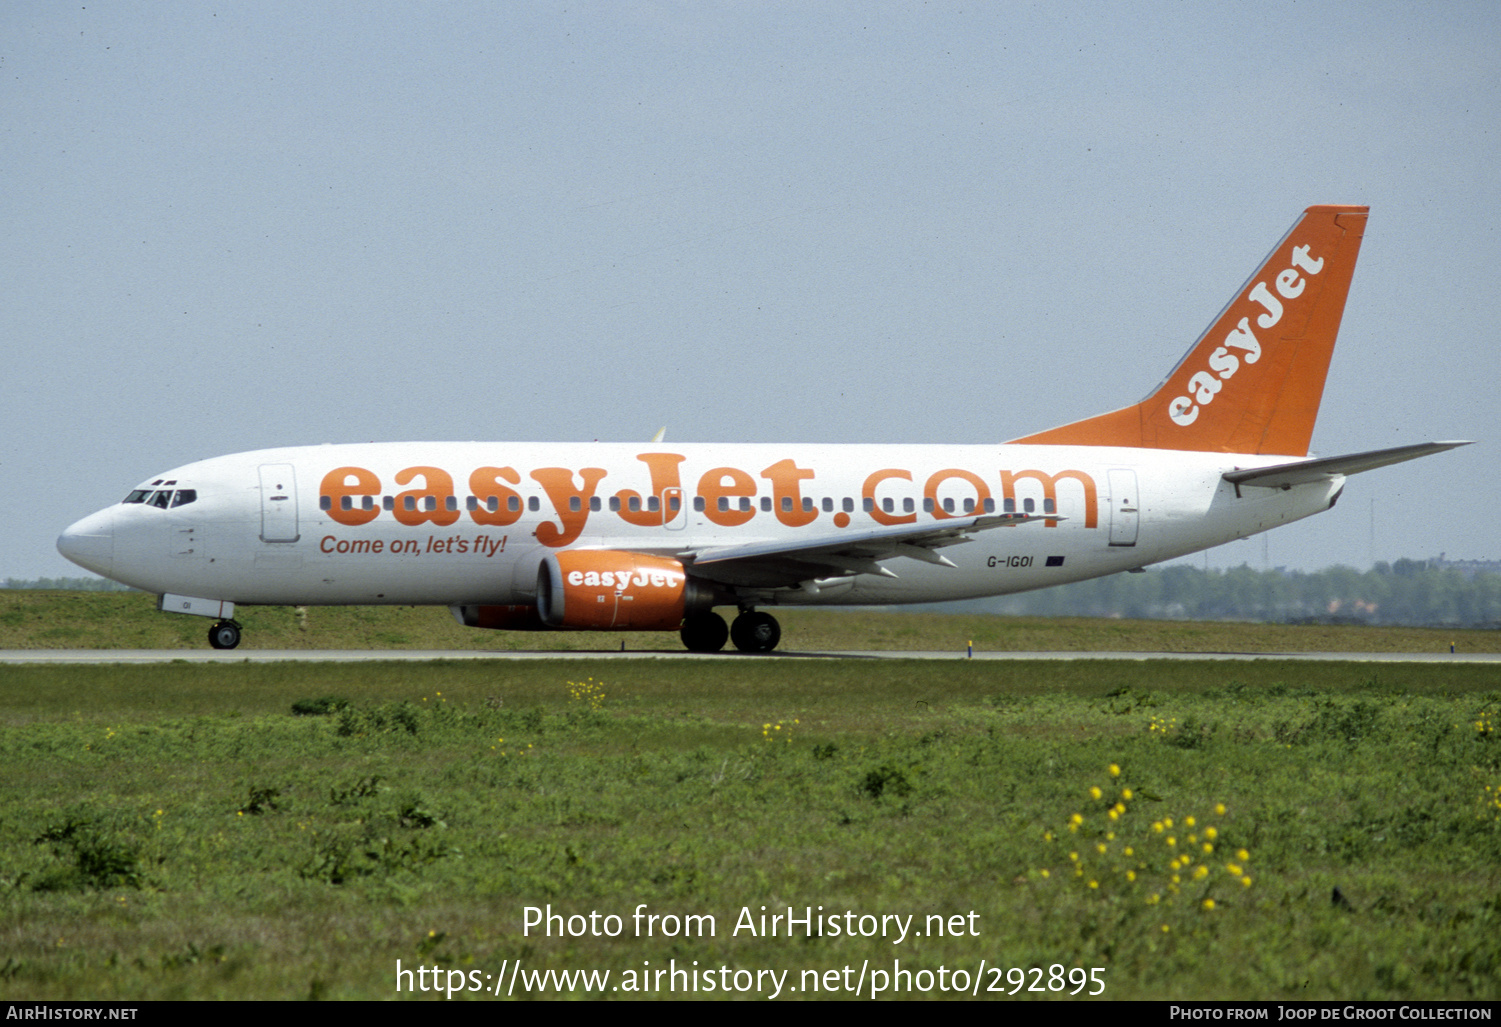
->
[537,551,711,630]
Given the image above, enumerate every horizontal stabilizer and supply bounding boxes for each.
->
[1223,441,1472,489]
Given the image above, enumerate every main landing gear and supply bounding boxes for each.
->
[730,610,780,653]
[678,609,781,653]
[208,619,243,650]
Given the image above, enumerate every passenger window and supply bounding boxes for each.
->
[943,498,954,513]
[740,497,752,512]
[341,496,354,511]
[717,497,729,512]
[1004,498,1016,514]
[425,497,438,512]
[669,496,680,511]
[1044,498,1056,515]
[782,497,793,512]
[569,497,581,512]
[903,498,914,514]
[863,498,874,512]
[507,496,519,512]
[882,498,893,513]
[404,496,417,512]
[446,496,459,512]
[466,496,478,511]
[609,497,621,512]
[923,498,934,513]
[761,497,772,512]
[693,497,705,512]
[319,496,332,511]
[384,496,395,511]
[528,497,539,512]
[963,498,974,513]
[802,497,813,512]
[1023,498,1035,514]
[628,497,640,512]
[647,496,659,512]
[843,497,854,513]
[983,498,995,513]
[590,497,602,512]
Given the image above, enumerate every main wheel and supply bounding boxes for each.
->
[730,611,781,653]
[208,620,242,650]
[679,611,728,652]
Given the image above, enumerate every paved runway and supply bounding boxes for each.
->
[3,648,1498,664]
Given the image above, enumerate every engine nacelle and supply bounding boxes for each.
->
[449,604,551,631]
[537,551,709,630]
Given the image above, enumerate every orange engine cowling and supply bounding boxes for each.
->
[537,551,708,630]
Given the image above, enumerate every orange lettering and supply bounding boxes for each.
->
[393,466,461,527]
[615,453,687,527]
[924,469,992,519]
[862,468,914,526]
[761,459,817,527]
[697,467,757,527]
[531,467,607,547]
[320,466,381,527]
[469,466,524,526]
[999,469,1098,528]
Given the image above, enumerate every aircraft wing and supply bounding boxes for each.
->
[679,513,1053,588]
[1222,441,1472,490]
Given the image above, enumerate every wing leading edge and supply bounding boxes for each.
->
[680,512,1054,589]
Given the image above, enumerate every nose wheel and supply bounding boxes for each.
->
[730,610,780,653]
[208,620,243,650]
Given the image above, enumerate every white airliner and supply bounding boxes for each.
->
[58,205,1467,652]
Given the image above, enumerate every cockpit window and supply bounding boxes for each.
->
[122,488,197,508]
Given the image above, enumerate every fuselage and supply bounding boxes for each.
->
[57,440,1340,609]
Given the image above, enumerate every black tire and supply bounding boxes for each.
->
[679,612,728,652]
[730,611,780,653]
[208,620,242,650]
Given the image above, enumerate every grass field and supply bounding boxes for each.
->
[3,589,1500,653]
[2,647,1499,1000]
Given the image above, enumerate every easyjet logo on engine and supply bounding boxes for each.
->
[319,456,1099,547]
[1167,243,1325,428]
[566,569,675,590]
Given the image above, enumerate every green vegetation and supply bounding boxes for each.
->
[3,589,1499,653]
[948,560,1501,627]
[1,659,1498,999]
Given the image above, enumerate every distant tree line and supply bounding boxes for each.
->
[935,559,1501,627]
[2,577,137,592]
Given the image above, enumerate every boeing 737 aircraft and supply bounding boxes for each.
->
[57,205,1467,652]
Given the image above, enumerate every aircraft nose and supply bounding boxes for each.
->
[57,507,116,578]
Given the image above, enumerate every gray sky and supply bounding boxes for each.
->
[5,1,1496,580]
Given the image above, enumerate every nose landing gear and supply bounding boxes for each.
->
[208,620,242,650]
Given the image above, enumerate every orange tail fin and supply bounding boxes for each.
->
[1010,205,1369,456]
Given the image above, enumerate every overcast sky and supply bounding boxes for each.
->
[4,1,1496,580]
